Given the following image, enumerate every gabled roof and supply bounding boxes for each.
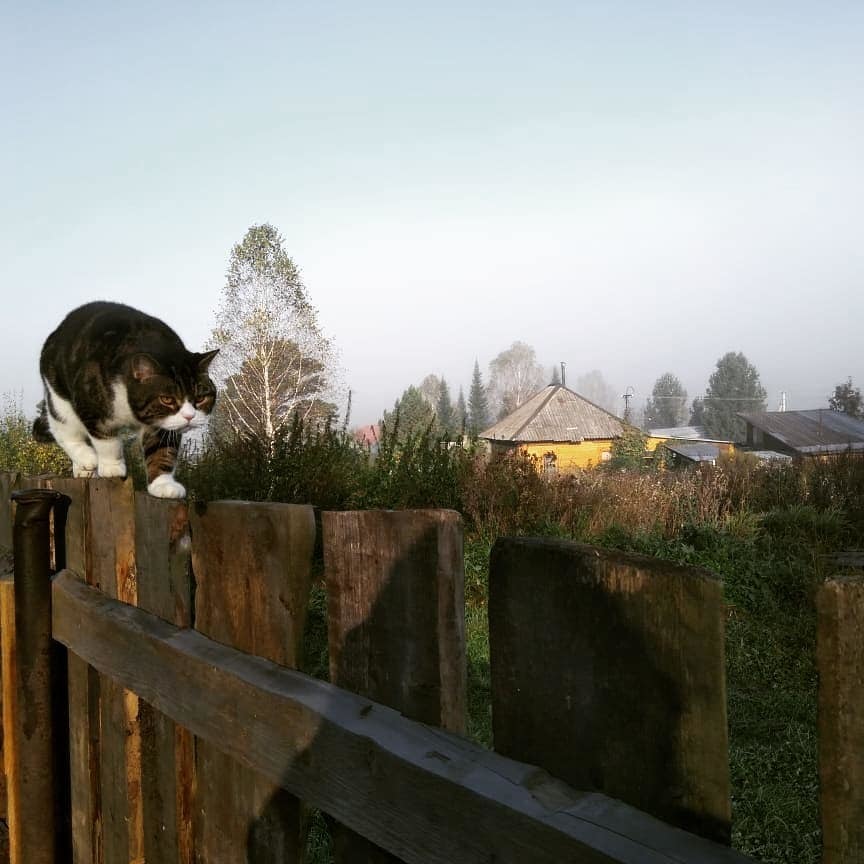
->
[738,409,864,454]
[480,385,625,443]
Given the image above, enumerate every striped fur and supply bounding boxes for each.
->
[37,302,218,497]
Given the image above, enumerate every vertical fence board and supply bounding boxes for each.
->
[86,479,142,864]
[46,477,102,864]
[0,574,15,864]
[190,501,315,864]
[323,509,466,864]
[817,574,864,864]
[489,537,731,844]
[135,494,194,864]
[0,474,18,551]
[0,472,14,848]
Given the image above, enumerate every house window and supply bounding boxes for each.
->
[543,452,558,475]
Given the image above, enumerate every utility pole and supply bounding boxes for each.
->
[622,386,634,423]
[560,362,566,387]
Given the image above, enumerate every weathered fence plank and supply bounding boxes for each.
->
[323,509,466,863]
[2,490,70,864]
[190,501,315,863]
[44,477,101,864]
[86,479,142,864]
[135,494,194,864]
[817,574,864,864]
[52,572,754,864]
[0,474,17,550]
[0,472,14,839]
[489,537,731,844]
[0,573,14,864]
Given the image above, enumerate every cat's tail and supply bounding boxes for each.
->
[32,400,55,443]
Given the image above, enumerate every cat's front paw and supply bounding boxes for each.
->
[98,460,127,479]
[72,463,97,479]
[147,474,187,499]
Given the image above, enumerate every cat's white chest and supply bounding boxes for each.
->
[110,381,138,428]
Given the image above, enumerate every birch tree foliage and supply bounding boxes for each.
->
[488,341,545,419]
[209,224,337,445]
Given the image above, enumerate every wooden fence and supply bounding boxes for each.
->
[0,471,857,862]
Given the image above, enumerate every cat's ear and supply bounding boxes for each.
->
[131,354,160,381]
[196,349,219,372]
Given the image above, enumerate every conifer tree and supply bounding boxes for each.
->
[468,360,490,435]
[455,387,467,435]
[436,378,454,435]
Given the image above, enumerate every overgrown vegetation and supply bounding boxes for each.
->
[5,403,860,863]
[0,393,70,475]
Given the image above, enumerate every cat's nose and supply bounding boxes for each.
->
[180,405,196,421]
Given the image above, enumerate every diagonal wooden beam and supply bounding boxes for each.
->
[51,571,754,864]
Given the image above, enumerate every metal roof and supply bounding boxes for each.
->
[649,425,708,439]
[664,442,721,463]
[649,425,732,443]
[747,450,793,463]
[738,410,864,454]
[480,385,625,443]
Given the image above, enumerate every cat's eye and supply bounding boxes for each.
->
[159,396,176,407]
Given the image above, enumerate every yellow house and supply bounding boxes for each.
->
[479,385,626,472]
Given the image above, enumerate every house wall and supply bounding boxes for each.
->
[488,440,615,471]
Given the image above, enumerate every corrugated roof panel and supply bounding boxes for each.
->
[665,442,721,462]
[739,410,864,451]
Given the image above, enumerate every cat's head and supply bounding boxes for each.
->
[126,349,218,431]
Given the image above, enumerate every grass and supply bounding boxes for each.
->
[8,413,862,862]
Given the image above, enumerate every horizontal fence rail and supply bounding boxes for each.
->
[51,571,752,864]
[4,472,860,863]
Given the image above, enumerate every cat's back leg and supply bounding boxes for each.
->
[43,380,98,477]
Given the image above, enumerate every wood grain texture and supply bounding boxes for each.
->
[190,501,315,864]
[3,490,72,864]
[323,509,467,863]
[489,537,731,844]
[0,555,11,824]
[52,572,755,864]
[817,575,864,864]
[43,478,101,864]
[0,577,16,862]
[135,494,194,864]
[0,474,17,551]
[86,479,142,864]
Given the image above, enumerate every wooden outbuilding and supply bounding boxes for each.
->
[738,409,864,458]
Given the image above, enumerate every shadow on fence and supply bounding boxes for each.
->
[0,471,860,862]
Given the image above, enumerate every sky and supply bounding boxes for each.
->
[3,1,863,427]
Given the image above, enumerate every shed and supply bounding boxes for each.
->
[738,410,864,457]
[663,442,722,465]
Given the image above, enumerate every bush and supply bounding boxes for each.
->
[0,393,70,475]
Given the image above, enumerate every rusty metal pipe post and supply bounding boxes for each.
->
[8,489,71,864]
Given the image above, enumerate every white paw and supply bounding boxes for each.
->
[98,460,127,479]
[147,475,187,499]
[72,463,97,478]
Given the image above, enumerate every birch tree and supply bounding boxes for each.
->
[209,224,337,448]
[488,341,545,419]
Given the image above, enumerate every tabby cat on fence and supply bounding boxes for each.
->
[34,301,218,498]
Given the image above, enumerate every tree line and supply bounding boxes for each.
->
[166,222,864,451]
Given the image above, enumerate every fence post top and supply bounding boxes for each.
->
[12,488,68,526]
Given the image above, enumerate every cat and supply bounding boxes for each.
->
[34,301,218,498]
